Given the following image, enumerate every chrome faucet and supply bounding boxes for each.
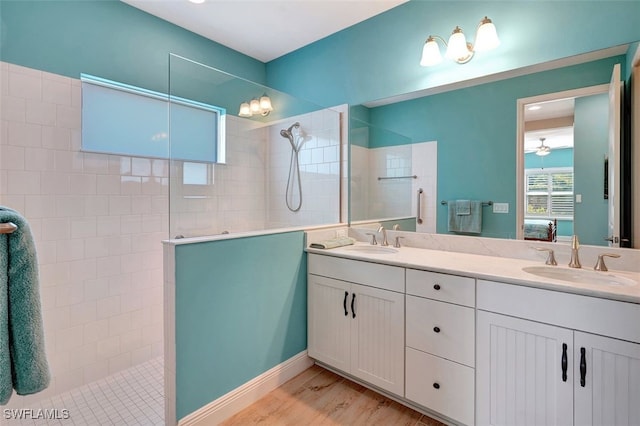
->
[377,226,389,246]
[569,235,581,268]
[593,253,621,271]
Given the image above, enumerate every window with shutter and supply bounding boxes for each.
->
[525,167,574,219]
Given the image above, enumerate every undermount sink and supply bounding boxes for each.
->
[342,245,398,254]
[522,266,638,287]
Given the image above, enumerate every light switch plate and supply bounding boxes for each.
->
[493,202,509,214]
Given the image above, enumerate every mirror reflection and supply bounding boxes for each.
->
[349,43,637,247]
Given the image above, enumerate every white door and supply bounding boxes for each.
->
[349,283,405,395]
[574,331,640,426]
[607,63,622,247]
[307,275,351,372]
[476,311,574,426]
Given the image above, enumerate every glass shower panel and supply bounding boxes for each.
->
[350,118,414,227]
[168,54,342,239]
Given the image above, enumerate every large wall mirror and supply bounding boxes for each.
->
[349,42,638,248]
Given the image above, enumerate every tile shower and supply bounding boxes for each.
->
[1,60,343,424]
[1,62,166,413]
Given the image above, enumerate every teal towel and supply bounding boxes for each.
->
[0,207,50,405]
[447,200,482,234]
[455,200,471,215]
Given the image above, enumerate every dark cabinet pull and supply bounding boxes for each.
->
[561,343,568,382]
[351,293,356,318]
[580,347,586,387]
[343,291,349,316]
[433,326,441,333]
[433,284,441,290]
[433,383,440,389]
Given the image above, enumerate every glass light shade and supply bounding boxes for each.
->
[445,27,469,60]
[474,17,500,52]
[536,145,551,156]
[249,99,261,114]
[238,102,252,117]
[420,37,442,66]
[259,95,273,112]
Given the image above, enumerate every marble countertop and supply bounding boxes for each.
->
[307,242,640,304]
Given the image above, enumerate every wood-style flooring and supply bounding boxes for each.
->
[221,364,446,426]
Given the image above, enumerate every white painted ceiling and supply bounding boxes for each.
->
[524,97,575,152]
[122,0,409,62]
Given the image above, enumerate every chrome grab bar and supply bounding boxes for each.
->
[417,188,424,225]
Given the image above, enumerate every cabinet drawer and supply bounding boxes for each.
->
[478,279,640,343]
[406,269,475,307]
[308,253,404,293]
[406,348,474,426]
[406,296,475,367]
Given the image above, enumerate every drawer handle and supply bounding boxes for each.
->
[433,284,441,290]
[433,382,440,389]
[561,343,568,382]
[580,347,586,387]
[351,293,356,319]
[433,326,441,333]
[343,291,349,316]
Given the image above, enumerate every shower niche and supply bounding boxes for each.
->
[168,54,345,239]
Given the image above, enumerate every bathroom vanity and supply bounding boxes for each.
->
[306,243,640,426]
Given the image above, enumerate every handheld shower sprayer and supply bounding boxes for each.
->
[279,122,300,150]
[279,122,303,212]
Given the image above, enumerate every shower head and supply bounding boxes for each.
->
[280,122,301,142]
[287,122,300,133]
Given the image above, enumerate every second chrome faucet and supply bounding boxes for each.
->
[377,226,389,246]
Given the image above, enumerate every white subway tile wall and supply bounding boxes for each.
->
[1,62,165,409]
[350,141,437,232]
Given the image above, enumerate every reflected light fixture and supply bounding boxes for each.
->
[238,93,273,117]
[535,137,551,156]
[420,16,500,66]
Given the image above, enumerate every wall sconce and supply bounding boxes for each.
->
[420,16,500,66]
[238,94,273,117]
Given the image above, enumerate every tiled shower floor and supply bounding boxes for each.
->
[5,357,164,426]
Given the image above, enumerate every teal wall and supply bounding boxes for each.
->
[266,1,640,107]
[174,232,307,421]
[366,56,623,239]
[0,0,266,93]
[524,148,573,170]
[574,93,609,246]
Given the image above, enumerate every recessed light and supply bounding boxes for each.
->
[527,105,542,111]
[188,0,205,4]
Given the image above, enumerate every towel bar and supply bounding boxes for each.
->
[441,200,493,206]
[378,175,417,180]
[0,222,18,234]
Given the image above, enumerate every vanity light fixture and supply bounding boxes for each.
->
[238,93,273,117]
[535,137,551,156]
[420,16,500,66]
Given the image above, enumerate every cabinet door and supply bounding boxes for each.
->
[307,274,351,372]
[350,283,405,396]
[574,332,640,426]
[477,311,574,426]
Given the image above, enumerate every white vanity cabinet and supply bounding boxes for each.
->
[307,254,405,396]
[405,269,476,426]
[477,279,640,426]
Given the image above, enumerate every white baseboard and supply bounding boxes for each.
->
[178,351,313,426]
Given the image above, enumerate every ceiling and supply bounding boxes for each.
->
[524,98,575,152]
[122,0,409,62]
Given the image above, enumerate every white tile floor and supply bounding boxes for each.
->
[5,357,164,426]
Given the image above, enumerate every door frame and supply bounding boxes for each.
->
[516,84,609,240]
